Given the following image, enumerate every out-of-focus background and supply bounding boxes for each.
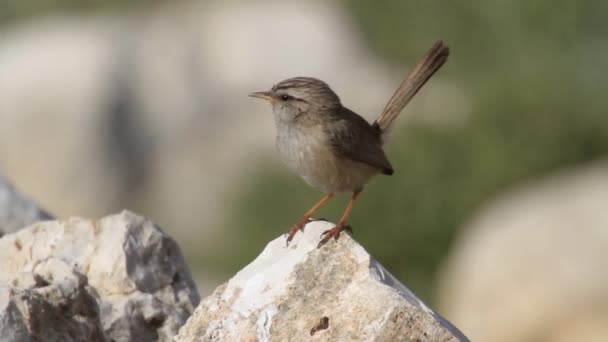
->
[1,0,607,340]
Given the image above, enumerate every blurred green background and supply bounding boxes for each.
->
[1,0,607,306]
[217,0,608,301]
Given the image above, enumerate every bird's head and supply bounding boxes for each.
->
[249,77,341,123]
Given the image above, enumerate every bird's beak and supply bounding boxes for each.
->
[248,91,277,104]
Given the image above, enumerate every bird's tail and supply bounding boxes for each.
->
[373,40,450,138]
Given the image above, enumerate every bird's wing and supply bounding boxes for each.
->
[325,107,394,175]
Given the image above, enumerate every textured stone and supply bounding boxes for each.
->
[0,286,105,342]
[0,174,51,237]
[0,211,200,341]
[176,220,468,342]
[437,162,608,342]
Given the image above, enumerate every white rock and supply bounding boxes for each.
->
[175,220,468,342]
[0,211,200,341]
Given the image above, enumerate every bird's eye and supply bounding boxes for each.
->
[280,94,291,101]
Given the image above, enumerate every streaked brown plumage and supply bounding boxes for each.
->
[250,41,450,247]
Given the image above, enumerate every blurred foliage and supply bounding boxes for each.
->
[216,0,608,302]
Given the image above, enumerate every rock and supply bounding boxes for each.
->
[0,286,106,342]
[437,162,608,342]
[0,211,200,341]
[175,221,468,342]
[0,173,52,237]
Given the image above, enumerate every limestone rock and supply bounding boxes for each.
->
[0,211,200,341]
[0,286,106,342]
[0,174,51,236]
[175,221,468,342]
[437,162,608,342]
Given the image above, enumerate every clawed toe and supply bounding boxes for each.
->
[317,224,352,248]
[286,222,306,246]
[286,217,354,248]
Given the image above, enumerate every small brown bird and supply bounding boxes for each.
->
[250,41,449,247]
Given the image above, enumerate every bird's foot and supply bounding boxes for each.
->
[317,223,352,248]
[285,218,309,246]
[285,217,331,246]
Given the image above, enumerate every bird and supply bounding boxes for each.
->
[249,41,449,247]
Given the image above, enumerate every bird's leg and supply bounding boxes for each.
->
[318,190,361,248]
[286,193,334,245]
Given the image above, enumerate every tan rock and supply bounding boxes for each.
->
[0,211,200,341]
[176,221,468,342]
[437,162,608,342]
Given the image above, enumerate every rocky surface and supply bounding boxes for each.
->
[0,277,106,341]
[0,211,200,341]
[0,174,51,236]
[176,220,468,342]
[437,162,608,342]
